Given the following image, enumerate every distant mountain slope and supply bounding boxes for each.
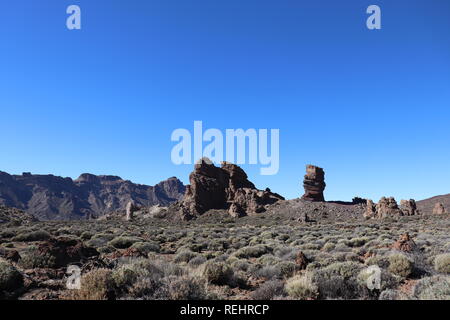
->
[417,194,450,214]
[0,171,185,220]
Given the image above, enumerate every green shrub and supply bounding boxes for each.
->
[13,230,51,242]
[131,241,160,254]
[202,262,233,286]
[434,254,450,274]
[174,250,198,263]
[19,247,56,268]
[388,254,413,278]
[251,280,285,300]
[413,275,450,300]
[72,269,116,300]
[234,245,271,259]
[108,236,141,249]
[285,274,318,300]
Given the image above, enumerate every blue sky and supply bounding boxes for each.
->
[1,0,450,201]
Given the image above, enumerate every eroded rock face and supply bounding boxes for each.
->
[400,199,419,216]
[180,158,284,220]
[364,199,376,219]
[433,202,446,215]
[301,165,326,202]
[125,201,139,221]
[375,197,402,218]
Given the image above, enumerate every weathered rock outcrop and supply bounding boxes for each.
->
[375,197,402,218]
[125,201,140,221]
[301,165,326,202]
[400,199,419,216]
[365,198,420,219]
[0,171,185,220]
[180,158,284,220]
[432,202,446,215]
[391,233,416,252]
[364,199,376,219]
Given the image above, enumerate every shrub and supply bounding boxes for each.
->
[285,274,319,300]
[434,254,450,274]
[72,269,116,300]
[13,230,51,242]
[131,241,160,254]
[413,275,450,300]
[278,261,297,278]
[188,256,207,268]
[312,261,365,299]
[108,236,141,249]
[164,275,207,300]
[234,245,271,259]
[0,261,24,293]
[174,250,199,264]
[202,262,234,286]
[19,247,56,268]
[388,254,413,278]
[251,280,285,300]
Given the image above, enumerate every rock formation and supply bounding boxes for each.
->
[375,197,402,218]
[301,165,326,202]
[0,171,185,220]
[433,202,446,215]
[400,199,419,216]
[364,199,376,219]
[180,158,284,220]
[125,201,139,221]
[391,233,416,252]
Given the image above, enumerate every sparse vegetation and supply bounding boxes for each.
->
[0,208,449,300]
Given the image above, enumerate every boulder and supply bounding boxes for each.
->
[391,233,416,252]
[301,165,326,202]
[180,158,284,219]
[432,202,446,215]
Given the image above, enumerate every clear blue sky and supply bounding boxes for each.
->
[1,0,450,201]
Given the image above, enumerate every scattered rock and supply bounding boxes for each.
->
[301,165,326,202]
[37,237,99,267]
[295,251,309,270]
[296,212,310,223]
[391,233,416,252]
[180,158,284,219]
[432,202,446,215]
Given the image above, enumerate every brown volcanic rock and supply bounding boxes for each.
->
[417,194,450,215]
[301,165,326,202]
[400,199,419,216]
[180,158,284,220]
[37,237,99,267]
[432,202,446,215]
[364,199,376,219]
[391,233,417,252]
[0,171,185,220]
[375,197,402,218]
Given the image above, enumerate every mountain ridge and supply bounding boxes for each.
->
[0,171,185,220]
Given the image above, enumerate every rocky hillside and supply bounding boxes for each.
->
[0,206,36,225]
[417,194,450,214]
[0,171,185,220]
